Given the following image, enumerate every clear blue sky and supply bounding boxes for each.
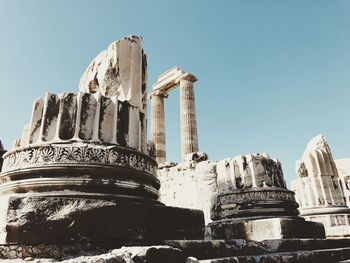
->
[1,1,350,186]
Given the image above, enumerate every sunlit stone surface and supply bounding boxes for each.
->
[336,158,350,207]
[159,152,325,240]
[79,35,147,108]
[0,36,204,248]
[3,35,350,261]
[79,35,148,152]
[291,135,350,237]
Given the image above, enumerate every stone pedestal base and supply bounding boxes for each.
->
[301,207,350,237]
[208,217,325,241]
[211,188,299,220]
[0,195,204,247]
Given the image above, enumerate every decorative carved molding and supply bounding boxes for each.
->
[217,189,296,204]
[2,143,157,176]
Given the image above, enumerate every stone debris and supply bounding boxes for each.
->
[0,246,185,263]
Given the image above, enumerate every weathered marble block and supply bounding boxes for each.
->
[291,135,350,237]
[0,36,205,247]
[79,35,147,110]
[336,158,350,207]
[158,152,324,240]
[211,153,296,220]
[209,153,324,240]
[12,91,149,155]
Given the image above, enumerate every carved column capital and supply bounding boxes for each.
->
[176,73,197,85]
[148,89,168,99]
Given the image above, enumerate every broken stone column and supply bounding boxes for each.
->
[208,153,325,241]
[179,74,199,160]
[150,90,167,164]
[0,36,204,248]
[79,35,148,152]
[291,135,350,237]
[0,141,5,172]
[336,158,350,207]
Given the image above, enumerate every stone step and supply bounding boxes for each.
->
[196,247,350,263]
[164,238,350,260]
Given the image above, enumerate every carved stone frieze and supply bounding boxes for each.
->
[2,143,157,176]
[217,188,295,205]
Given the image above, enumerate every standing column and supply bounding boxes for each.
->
[179,75,199,160]
[151,91,167,164]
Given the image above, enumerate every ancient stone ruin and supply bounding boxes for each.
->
[336,158,350,207]
[1,36,350,262]
[149,67,199,164]
[291,134,350,237]
[0,36,204,259]
[208,153,324,241]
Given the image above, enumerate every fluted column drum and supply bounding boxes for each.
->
[0,91,159,203]
[151,92,167,164]
[179,79,199,160]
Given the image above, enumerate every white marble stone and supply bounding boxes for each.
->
[20,124,30,148]
[158,157,215,223]
[40,93,60,142]
[11,37,151,154]
[159,152,287,224]
[79,35,146,110]
[291,135,350,237]
[99,95,119,144]
[216,153,286,191]
[11,91,147,153]
[57,93,77,140]
[292,135,346,208]
[28,98,44,144]
[336,158,350,207]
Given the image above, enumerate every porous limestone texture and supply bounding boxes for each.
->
[336,158,350,207]
[158,153,216,224]
[291,134,350,237]
[0,196,203,245]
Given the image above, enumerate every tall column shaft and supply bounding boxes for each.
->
[180,79,199,160]
[151,93,166,164]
